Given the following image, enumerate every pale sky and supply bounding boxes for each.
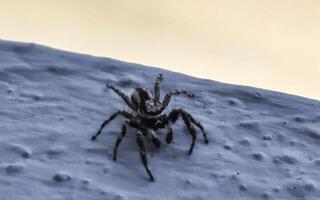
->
[1,0,319,99]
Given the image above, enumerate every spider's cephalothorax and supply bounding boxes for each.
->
[131,88,160,115]
[91,73,209,181]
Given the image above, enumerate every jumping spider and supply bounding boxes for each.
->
[91,73,209,181]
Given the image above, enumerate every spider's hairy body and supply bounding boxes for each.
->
[91,73,209,181]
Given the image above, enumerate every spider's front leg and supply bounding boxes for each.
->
[160,89,194,112]
[154,73,163,106]
[106,84,138,111]
[91,110,133,141]
[136,130,154,181]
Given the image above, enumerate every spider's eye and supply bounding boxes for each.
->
[145,100,154,108]
[144,100,157,113]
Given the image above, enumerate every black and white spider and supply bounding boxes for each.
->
[91,73,209,181]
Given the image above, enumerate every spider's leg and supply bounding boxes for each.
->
[113,123,127,161]
[161,90,194,111]
[136,130,154,181]
[152,115,173,144]
[182,111,209,144]
[165,121,174,144]
[168,109,197,155]
[154,73,163,106]
[91,110,133,140]
[181,114,197,156]
[146,129,161,148]
[107,84,138,111]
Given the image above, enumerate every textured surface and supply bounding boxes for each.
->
[1,40,320,200]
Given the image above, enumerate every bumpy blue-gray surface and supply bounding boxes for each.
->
[1,40,320,200]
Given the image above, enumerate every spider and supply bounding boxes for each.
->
[91,73,209,181]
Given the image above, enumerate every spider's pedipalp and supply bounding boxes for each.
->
[91,110,133,141]
[113,123,128,161]
[136,131,154,181]
[107,84,138,111]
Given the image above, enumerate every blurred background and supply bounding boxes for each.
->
[1,0,319,99]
